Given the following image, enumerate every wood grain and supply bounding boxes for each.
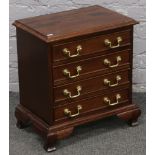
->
[53,49,131,85]
[54,88,130,121]
[13,5,138,42]
[54,69,130,104]
[14,5,141,152]
[52,29,131,62]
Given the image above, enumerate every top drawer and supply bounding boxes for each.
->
[52,29,131,63]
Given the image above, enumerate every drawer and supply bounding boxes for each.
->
[53,49,131,86]
[52,29,131,63]
[54,69,130,103]
[54,89,130,122]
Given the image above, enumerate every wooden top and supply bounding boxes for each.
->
[13,5,138,42]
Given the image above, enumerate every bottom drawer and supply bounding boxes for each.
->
[54,88,130,122]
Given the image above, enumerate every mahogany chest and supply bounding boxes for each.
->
[13,5,141,152]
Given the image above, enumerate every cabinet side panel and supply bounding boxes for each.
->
[16,28,52,124]
[130,26,134,103]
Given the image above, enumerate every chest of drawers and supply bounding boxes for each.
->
[13,5,141,152]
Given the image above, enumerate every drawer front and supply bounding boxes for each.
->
[53,50,131,86]
[54,69,130,103]
[54,89,130,121]
[52,29,131,63]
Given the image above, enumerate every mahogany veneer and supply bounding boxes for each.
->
[13,5,141,152]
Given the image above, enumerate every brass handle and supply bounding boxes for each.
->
[104,56,122,68]
[64,105,82,118]
[63,66,82,79]
[104,94,121,106]
[63,45,82,58]
[104,36,122,49]
[104,75,121,87]
[63,86,82,99]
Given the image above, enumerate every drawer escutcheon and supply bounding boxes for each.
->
[104,36,122,48]
[63,86,82,99]
[63,66,82,79]
[103,56,122,68]
[104,75,121,87]
[104,94,121,106]
[64,105,82,118]
[63,45,82,58]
